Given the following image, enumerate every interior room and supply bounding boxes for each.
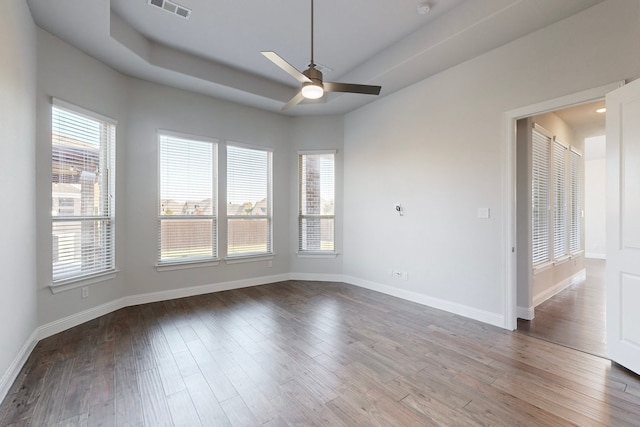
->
[2,0,640,425]
[515,101,608,357]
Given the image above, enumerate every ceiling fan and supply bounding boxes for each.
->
[261,0,382,111]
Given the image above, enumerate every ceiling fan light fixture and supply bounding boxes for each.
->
[301,81,324,99]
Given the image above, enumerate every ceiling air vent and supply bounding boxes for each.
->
[147,0,191,19]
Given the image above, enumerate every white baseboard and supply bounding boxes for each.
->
[37,273,290,341]
[585,252,606,260]
[533,268,586,307]
[342,275,505,328]
[517,305,535,320]
[0,330,38,403]
[38,298,126,340]
[124,273,290,307]
[288,272,344,282]
[5,271,509,403]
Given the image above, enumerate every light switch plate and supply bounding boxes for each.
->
[477,208,490,219]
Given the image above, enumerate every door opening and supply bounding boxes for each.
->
[514,101,607,357]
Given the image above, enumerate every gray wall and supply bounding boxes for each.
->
[516,118,532,312]
[343,0,640,324]
[288,116,344,277]
[35,29,296,325]
[585,136,607,259]
[35,29,129,325]
[123,79,291,297]
[0,0,38,394]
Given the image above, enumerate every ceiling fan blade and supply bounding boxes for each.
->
[261,51,311,84]
[324,82,381,96]
[281,91,306,111]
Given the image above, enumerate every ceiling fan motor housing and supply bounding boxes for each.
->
[301,66,324,99]
[303,66,323,84]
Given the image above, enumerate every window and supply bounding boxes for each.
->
[531,123,583,270]
[298,151,335,253]
[51,100,116,283]
[569,148,582,254]
[227,144,272,257]
[158,133,217,264]
[532,126,551,265]
[553,139,569,259]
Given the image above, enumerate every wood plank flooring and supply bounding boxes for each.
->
[1,280,639,426]
[518,258,607,357]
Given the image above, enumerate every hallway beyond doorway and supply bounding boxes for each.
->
[517,258,606,358]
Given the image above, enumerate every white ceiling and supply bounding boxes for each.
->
[555,100,606,139]
[26,0,603,115]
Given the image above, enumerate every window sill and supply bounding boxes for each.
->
[532,261,553,275]
[225,254,274,264]
[297,251,339,259]
[155,259,220,272]
[553,255,571,266]
[570,250,584,258]
[49,270,119,294]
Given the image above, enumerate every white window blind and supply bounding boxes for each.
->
[227,144,272,257]
[159,133,217,264]
[569,149,582,254]
[553,139,569,259]
[299,152,335,252]
[532,127,551,265]
[51,101,115,283]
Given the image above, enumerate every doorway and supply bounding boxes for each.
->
[515,100,607,357]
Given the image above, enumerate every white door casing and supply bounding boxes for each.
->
[606,78,640,375]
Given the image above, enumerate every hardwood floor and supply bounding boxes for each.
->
[1,280,639,426]
[517,258,607,357]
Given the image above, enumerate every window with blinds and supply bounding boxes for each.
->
[158,133,217,264]
[298,151,335,252]
[532,126,551,265]
[553,140,569,259]
[569,149,582,254]
[227,144,272,257]
[51,100,116,283]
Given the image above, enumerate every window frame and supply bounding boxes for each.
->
[157,131,219,268]
[225,142,274,260]
[297,150,337,256]
[50,98,117,287]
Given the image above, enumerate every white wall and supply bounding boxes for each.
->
[585,135,607,259]
[0,0,38,397]
[343,0,640,326]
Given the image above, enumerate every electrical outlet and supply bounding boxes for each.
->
[81,286,89,299]
[401,272,408,281]
[268,260,273,268]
